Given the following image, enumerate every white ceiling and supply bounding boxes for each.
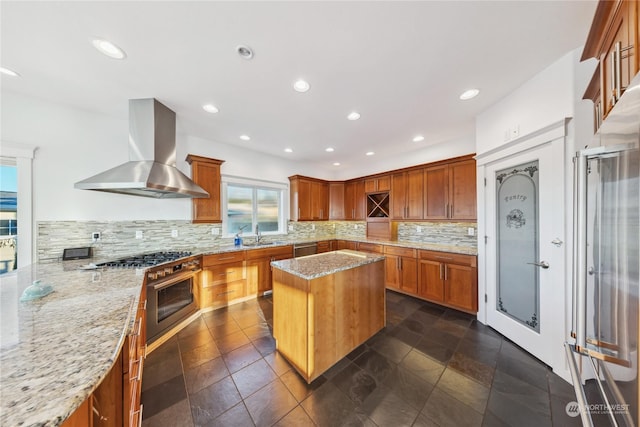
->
[1,1,597,172]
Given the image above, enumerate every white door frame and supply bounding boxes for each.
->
[476,119,572,382]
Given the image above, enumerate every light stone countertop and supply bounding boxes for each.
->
[0,261,143,427]
[0,237,474,427]
[270,250,385,280]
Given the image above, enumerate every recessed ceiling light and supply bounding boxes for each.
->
[333,162,341,166]
[293,79,310,93]
[347,112,361,121]
[284,148,293,153]
[91,38,126,59]
[239,135,251,141]
[366,151,375,156]
[325,147,334,152]
[0,67,20,77]
[413,135,425,142]
[202,104,219,114]
[236,45,254,60]
[459,88,480,100]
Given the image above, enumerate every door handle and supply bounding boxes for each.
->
[527,261,549,269]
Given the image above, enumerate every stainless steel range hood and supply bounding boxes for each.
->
[74,98,209,199]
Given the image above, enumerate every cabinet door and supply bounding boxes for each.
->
[390,172,407,219]
[329,182,345,220]
[354,180,367,219]
[297,179,312,220]
[406,169,424,219]
[449,160,476,220]
[377,175,391,192]
[320,182,329,219]
[399,256,418,294]
[344,181,356,219]
[424,165,448,219]
[188,158,223,223]
[246,258,267,295]
[444,264,477,312]
[384,255,400,289]
[602,1,635,114]
[418,260,445,302]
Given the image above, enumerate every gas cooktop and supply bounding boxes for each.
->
[97,251,192,268]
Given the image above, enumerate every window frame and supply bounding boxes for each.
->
[221,175,289,238]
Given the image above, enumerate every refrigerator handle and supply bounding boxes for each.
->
[574,153,588,351]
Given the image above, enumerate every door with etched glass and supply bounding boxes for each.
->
[485,138,566,367]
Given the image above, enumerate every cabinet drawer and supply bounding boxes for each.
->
[316,241,331,253]
[203,280,245,305]
[203,262,245,287]
[357,242,383,253]
[245,245,293,260]
[384,245,417,258]
[203,251,245,266]
[418,250,476,267]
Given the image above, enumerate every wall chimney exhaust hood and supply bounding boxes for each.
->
[74,98,209,199]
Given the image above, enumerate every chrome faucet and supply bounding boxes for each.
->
[255,224,262,244]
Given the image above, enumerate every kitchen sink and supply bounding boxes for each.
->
[242,240,287,247]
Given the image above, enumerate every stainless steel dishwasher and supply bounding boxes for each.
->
[293,242,318,257]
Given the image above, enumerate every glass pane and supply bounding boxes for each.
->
[257,188,280,232]
[0,165,17,272]
[227,185,253,235]
[157,278,194,322]
[496,160,540,332]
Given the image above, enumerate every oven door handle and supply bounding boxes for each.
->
[151,269,200,291]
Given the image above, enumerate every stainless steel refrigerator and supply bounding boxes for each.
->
[566,74,640,427]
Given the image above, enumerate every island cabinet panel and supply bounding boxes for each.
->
[272,258,385,383]
[418,250,478,313]
[186,155,225,223]
[61,397,93,427]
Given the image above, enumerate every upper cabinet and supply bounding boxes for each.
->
[424,159,476,220]
[289,176,329,221]
[329,182,346,220]
[582,0,639,130]
[344,179,366,220]
[186,154,225,223]
[390,169,424,220]
[364,175,391,193]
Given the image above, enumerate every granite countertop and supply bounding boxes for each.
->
[270,249,385,280]
[0,261,143,427]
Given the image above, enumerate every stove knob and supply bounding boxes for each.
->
[164,267,173,275]
[147,272,157,281]
[156,270,165,278]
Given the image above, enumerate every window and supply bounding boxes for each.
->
[222,176,287,237]
[0,161,18,272]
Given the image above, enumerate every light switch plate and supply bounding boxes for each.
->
[467,227,475,236]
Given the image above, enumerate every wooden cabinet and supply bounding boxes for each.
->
[335,240,357,250]
[200,252,247,307]
[582,0,639,128]
[186,155,224,223]
[63,285,147,427]
[364,175,391,193]
[246,245,293,294]
[317,240,333,253]
[424,159,476,220]
[289,176,329,221]
[344,180,366,220]
[329,182,345,220]
[418,250,478,314]
[357,242,384,254]
[391,169,424,220]
[384,246,418,294]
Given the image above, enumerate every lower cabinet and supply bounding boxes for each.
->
[383,246,418,293]
[62,286,147,427]
[316,240,333,253]
[418,250,478,313]
[200,251,247,308]
[246,245,293,294]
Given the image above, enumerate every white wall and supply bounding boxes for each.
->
[476,51,575,156]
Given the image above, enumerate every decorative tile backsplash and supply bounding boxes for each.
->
[36,219,476,262]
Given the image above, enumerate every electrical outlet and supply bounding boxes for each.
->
[288,225,294,231]
[211,228,220,235]
[171,229,178,238]
[467,227,475,236]
[311,224,316,231]
[511,124,520,139]
[416,226,422,233]
[135,230,143,239]
[91,232,101,242]
[354,224,358,230]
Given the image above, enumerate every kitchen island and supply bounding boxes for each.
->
[271,250,386,383]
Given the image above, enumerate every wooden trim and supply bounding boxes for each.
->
[185,154,225,166]
[583,63,602,101]
[581,0,622,61]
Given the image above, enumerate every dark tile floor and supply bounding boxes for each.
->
[141,291,582,427]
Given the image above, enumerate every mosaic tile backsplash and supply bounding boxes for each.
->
[36,220,476,262]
